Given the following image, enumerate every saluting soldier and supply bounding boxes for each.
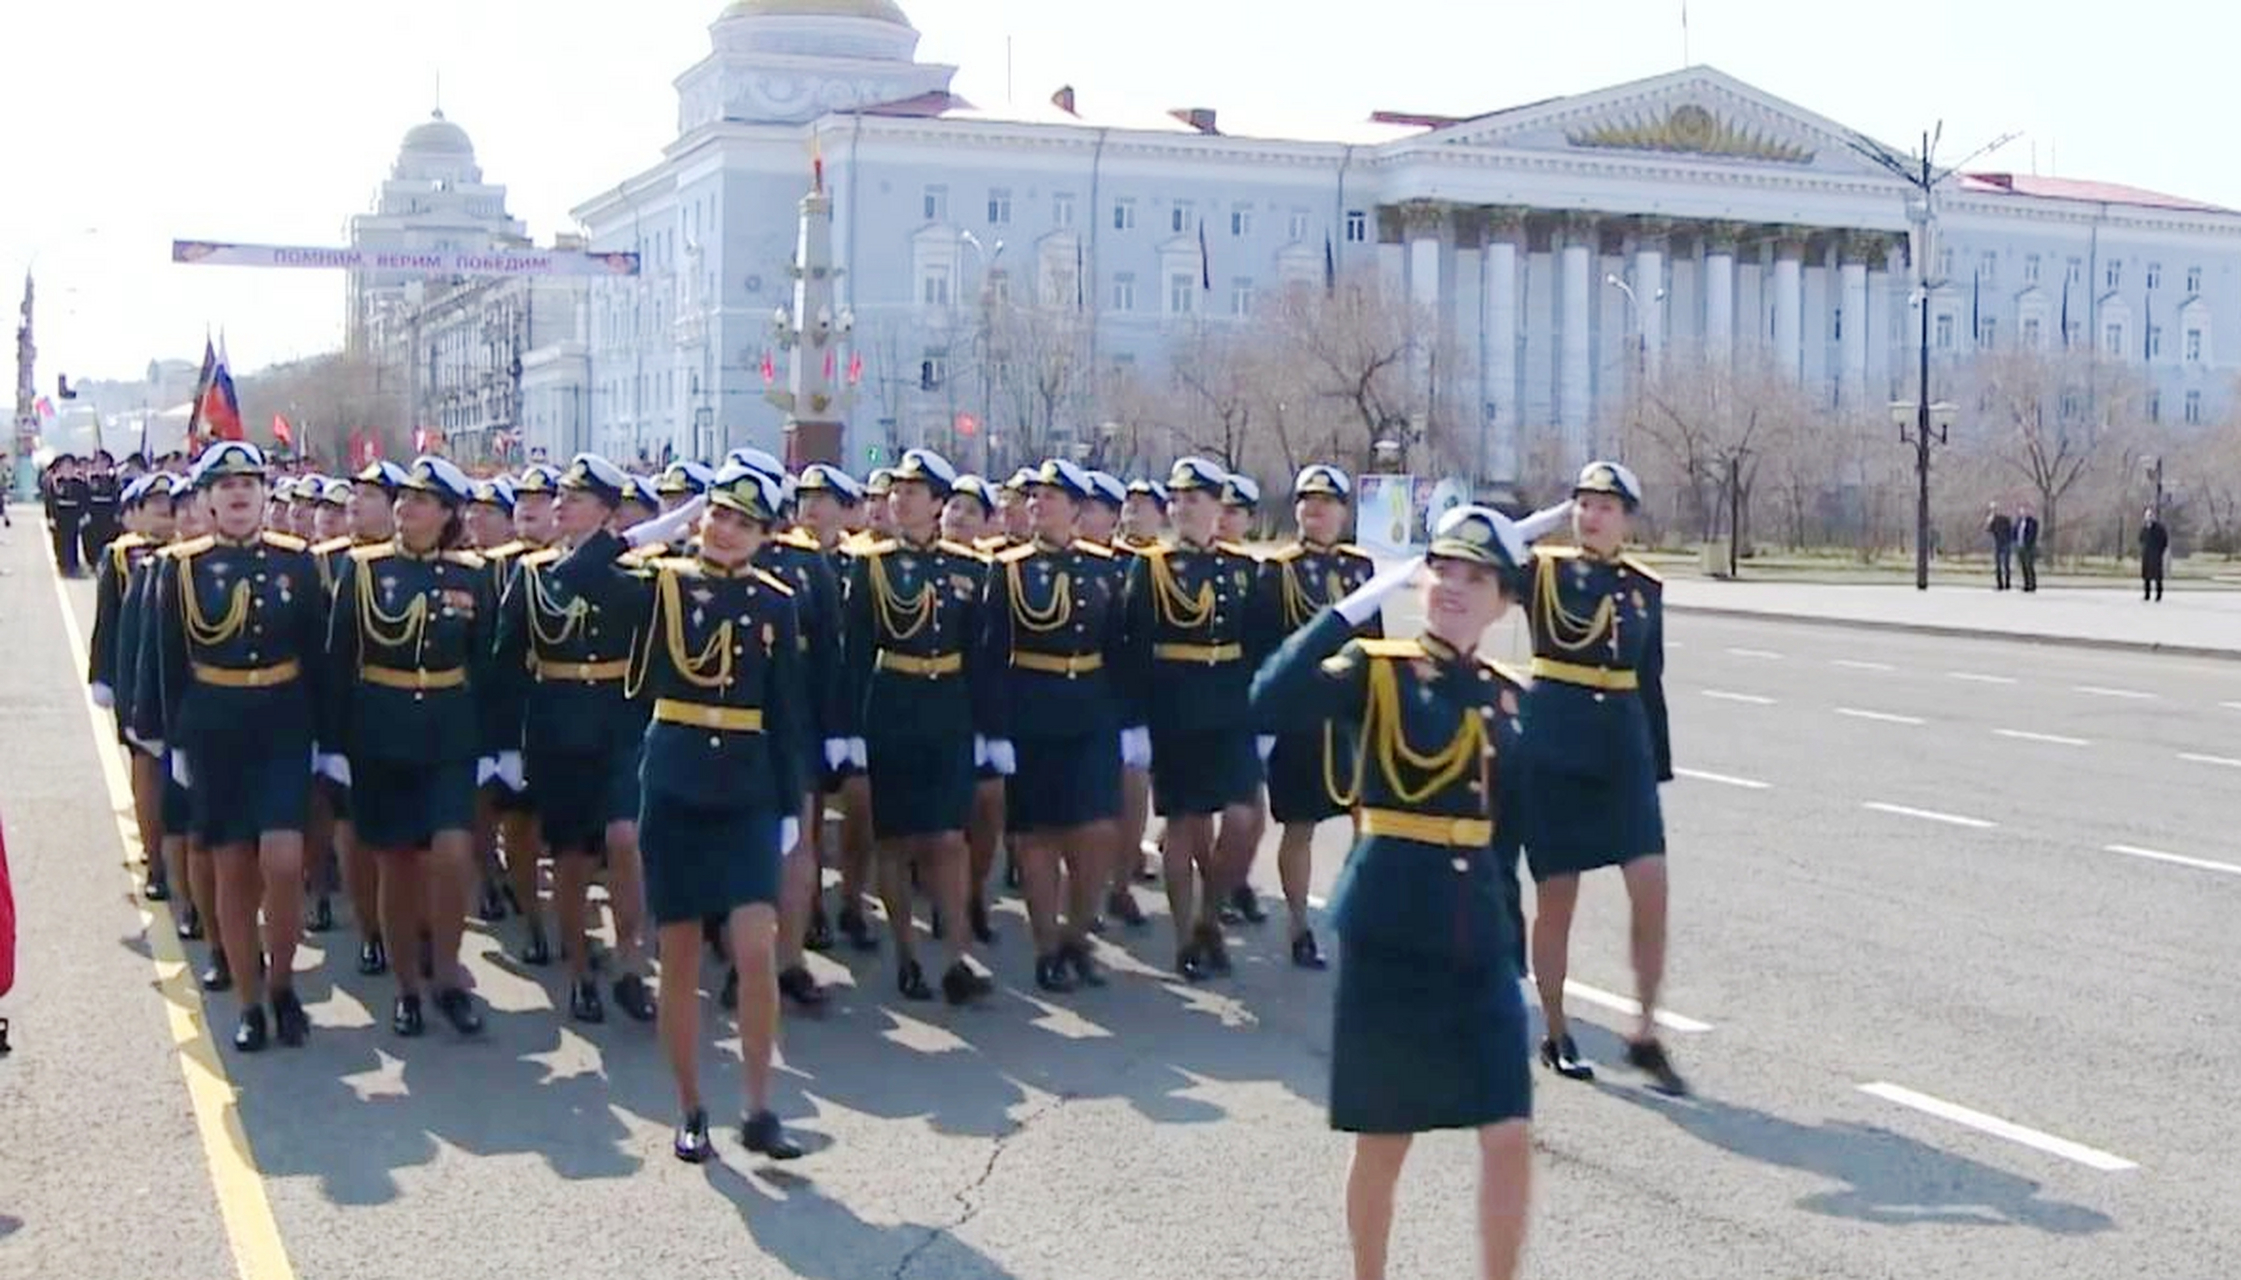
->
[92,475,178,900]
[1247,464,1380,967]
[491,454,658,1024]
[1120,457,1264,980]
[843,448,996,1004]
[1249,507,1538,1280]
[655,460,714,515]
[147,442,326,1051]
[1520,461,1684,1095]
[564,464,808,1163]
[974,458,1126,992]
[322,456,498,1039]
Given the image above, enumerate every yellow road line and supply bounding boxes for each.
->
[51,573,297,1280]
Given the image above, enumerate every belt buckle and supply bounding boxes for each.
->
[1449,818,1476,844]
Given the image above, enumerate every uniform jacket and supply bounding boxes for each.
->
[147,530,326,754]
[1119,537,1261,737]
[1521,547,1671,784]
[755,530,847,763]
[973,536,1127,742]
[324,539,499,765]
[842,533,985,742]
[491,540,644,757]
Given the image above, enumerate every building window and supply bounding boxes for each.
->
[1171,201,1196,234]
[1231,204,1253,238]
[1345,210,1368,243]
[1167,271,1197,316]
[1230,278,1254,317]
[1111,272,1136,311]
[1934,313,1954,350]
[1938,248,1954,280]
[1978,251,1998,285]
[987,187,1012,225]
[919,354,948,390]
[2148,392,2162,423]
[2148,325,2163,359]
[2022,317,2042,349]
[1053,193,1076,229]
[2186,266,2203,294]
[2186,390,2204,424]
[2060,393,2081,421]
[2106,261,2123,290]
[920,268,952,308]
[2024,253,2041,285]
[2147,263,2162,291]
[987,270,1012,306]
[1979,317,1998,349]
[923,185,948,223]
[2067,257,2083,285]
[2186,327,2204,363]
[2104,322,2124,356]
[2066,321,2083,348]
[1288,209,1310,242]
[1113,198,1136,231]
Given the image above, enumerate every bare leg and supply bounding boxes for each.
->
[428,829,475,987]
[502,810,542,936]
[1161,814,1212,944]
[129,755,163,875]
[775,798,816,972]
[1212,799,1262,908]
[555,851,596,977]
[1346,1133,1414,1280]
[1475,1122,1532,1280]
[838,776,873,923]
[379,850,426,997]
[966,780,1002,916]
[1530,874,1581,1045]
[214,844,266,1005]
[1277,822,1317,936]
[187,840,219,946]
[338,820,379,943]
[655,922,704,1112]
[160,836,191,918]
[258,832,306,993]
[875,845,918,968]
[928,832,973,971]
[1619,855,1669,1041]
[1016,833,1062,953]
[1061,819,1112,941]
[725,904,783,1113]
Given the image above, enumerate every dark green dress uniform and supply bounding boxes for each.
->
[148,513,325,847]
[974,464,1128,832]
[757,528,847,801]
[324,527,500,852]
[127,507,196,843]
[1252,608,1534,1135]
[478,533,546,817]
[89,524,160,743]
[1250,536,1380,824]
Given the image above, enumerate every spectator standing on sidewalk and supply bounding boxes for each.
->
[2140,507,2169,602]
[1984,502,2015,590]
[2014,503,2041,593]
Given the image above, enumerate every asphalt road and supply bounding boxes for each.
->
[2,515,2235,1279]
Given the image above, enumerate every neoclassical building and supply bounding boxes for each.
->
[346,109,528,355]
[547,0,2241,478]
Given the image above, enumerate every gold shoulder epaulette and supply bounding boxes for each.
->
[973,534,1010,553]
[111,532,150,554]
[483,539,526,562]
[1336,543,1373,561]
[1071,538,1115,559]
[1135,540,1169,558]
[349,543,395,563]
[1485,658,1532,687]
[1538,544,1581,560]
[996,541,1039,564]
[752,566,797,597]
[856,537,898,557]
[776,528,819,551]
[1358,638,1425,660]
[618,543,664,565]
[443,549,486,570]
[163,535,214,560]
[939,537,989,561]
[521,547,563,567]
[1269,542,1307,563]
[1620,555,1664,585]
[1215,539,1257,559]
[312,535,354,556]
[261,530,308,552]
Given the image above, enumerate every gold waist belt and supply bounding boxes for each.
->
[652,698,765,733]
[536,658,630,683]
[1011,651,1103,676]
[360,665,466,692]
[1529,658,1639,691]
[1356,808,1493,847]
[875,650,963,677]
[1153,642,1241,665]
[191,659,301,689]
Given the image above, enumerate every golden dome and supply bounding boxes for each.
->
[721,0,912,24]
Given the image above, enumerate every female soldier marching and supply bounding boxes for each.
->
[1250,507,1537,1280]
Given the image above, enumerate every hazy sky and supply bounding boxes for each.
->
[5,0,2228,385]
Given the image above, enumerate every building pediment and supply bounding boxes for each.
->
[1417,67,1903,181]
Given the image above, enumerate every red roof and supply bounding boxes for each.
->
[1961,172,2229,214]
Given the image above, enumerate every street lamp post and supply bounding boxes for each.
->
[1604,274,1664,464]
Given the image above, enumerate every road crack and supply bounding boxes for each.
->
[891,1091,1074,1279]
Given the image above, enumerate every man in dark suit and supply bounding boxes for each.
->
[2014,504,2041,593]
[1984,502,2015,590]
[2140,507,2170,602]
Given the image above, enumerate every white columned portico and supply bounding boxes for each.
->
[1702,223,1737,366]
[1838,233,1873,408]
[1401,201,1446,421]
[1482,209,1523,484]
[1558,213,1595,449]
[1772,229,1805,380]
[1632,219,1667,365]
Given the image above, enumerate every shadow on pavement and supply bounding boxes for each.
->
[1602,1087,2116,1235]
[704,1164,1018,1280]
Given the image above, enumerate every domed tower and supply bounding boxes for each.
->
[345,107,528,350]
[676,0,956,130]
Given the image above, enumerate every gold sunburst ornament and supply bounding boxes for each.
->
[1567,103,1815,165]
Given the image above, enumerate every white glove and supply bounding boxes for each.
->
[90,682,114,709]
[987,739,1017,776]
[973,734,990,767]
[317,754,352,787]
[170,752,192,789]
[847,737,867,769]
[1256,734,1277,763]
[476,756,501,786]
[1120,725,1153,769]
[779,816,801,855]
[1338,555,1422,626]
[823,738,851,771]
[496,750,526,791]
[1514,499,1574,545]
[126,730,164,756]
[623,494,706,549]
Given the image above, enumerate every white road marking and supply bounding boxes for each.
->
[1831,659,1894,672]
[1308,895,1328,910]
[2073,685,2154,700]
[1836,707,1925,726]
[2221,701,2241,712]
[1674,767,1770,790]
[2177,752,2241,770]
[1701,689,1775,705]
[1725,647,1783,659]
[2106,844,2241,878]
[1862,801,1996,830]
[1993,729,2089,747]
[1948,671,2018,685]
[1547,979,1715,1034]
[1858,1082,2138,1172]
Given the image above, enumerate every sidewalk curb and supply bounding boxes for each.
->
[1665,602,2240,662]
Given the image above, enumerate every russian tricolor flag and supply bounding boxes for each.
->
[193,336,244,443]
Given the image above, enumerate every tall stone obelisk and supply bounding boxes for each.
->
[768,152,854,470]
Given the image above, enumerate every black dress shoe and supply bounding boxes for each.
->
[200,953,232,993]
[1624,1038,1691,1096]
[838,905,878,952]
[613,973,657,1022]
[740,1109,803,1161]
[778,965,827,1011]
[306,894,334,934]
[1195,925,1233,977]
[1174,944,1207,983]
[392,994,425,1037]
[233,1006,269,1053]
[719,965,740,1009]
[1539,1035,1595,1081]
[896,960,933,1001]
[1107,890,1147,929]
[941,961,992,1006]
[968,898,997,946]
[358,936,389,977]
[1060,940,1107,988]
[434,987,484,1036]
[569,976,606,1024]
[142,867,171,902]
[519,921,552,967]
[272,989,310,1047]
[176,905,202,941]
[804,906,834,953]
[1228,885,1268,925]
[1290,929,1329,970]
[1033,953,1076,994]
[674,1107,714,1164]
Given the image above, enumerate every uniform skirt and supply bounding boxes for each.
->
[1519,751,1664,881]
[352,758,477,852]
[638,801,779,925]
[1329,939,1532,1134]
[527,746,638,855]
[1007,731,1121,833]
[1265,728,1351,826]
[866,733,976,839]
[1149,728,1259,817]
[186,732,312,848]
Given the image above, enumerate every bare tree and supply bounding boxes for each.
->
[1262,271,1419,467]
[987,298,1090,463]
[1965,346,2144,555]
[1619,345,1799,544]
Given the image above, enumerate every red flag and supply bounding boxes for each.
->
[823,349,836,381]
[199,337,244,442]
[271,414,294,448]
[760,352,777,385]
[847,351,864,385]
